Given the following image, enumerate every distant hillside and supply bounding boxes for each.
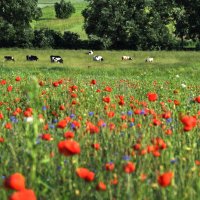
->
[32,0,87,39]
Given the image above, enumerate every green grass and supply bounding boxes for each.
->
[0,49,200,80]
[1,49,200,200]
[32,0,88,39]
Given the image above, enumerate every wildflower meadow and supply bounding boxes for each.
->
[0,51,200,200]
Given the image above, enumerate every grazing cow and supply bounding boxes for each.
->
[50,56,63,63]
[26,55,38,61]
[93,55,104,61]
[122,56,133,60]
[145,57,154,62]
[88,50,94,55]
[4,56,15,61]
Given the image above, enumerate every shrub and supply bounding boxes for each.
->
[54,0,75,19]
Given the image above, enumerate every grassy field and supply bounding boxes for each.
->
[32,0,87,39]
[0,49,200,79]
[0,49,200,199]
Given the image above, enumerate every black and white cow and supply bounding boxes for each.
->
[122,56,133,60]
[26,55,38,61]
[88,50,94,55]
[93,55,104,61]
[50,56,63,63]
[4,56,15,61]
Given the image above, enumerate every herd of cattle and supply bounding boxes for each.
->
[3,51,154,63]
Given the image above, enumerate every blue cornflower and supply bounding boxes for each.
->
[89,112,94,116]
[42,106,47,111]
[166,118,172,123]
[10,116,18,123]
[127,110,133,116]
[49,124,55,129]
[122,155,131,161]
[129,122,135,127]
[52,119,58,123]
[70,114,75,119]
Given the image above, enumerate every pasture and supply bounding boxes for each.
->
[32,0,87,39]
[0,49,200,200]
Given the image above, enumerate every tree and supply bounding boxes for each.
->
[0,0,40,27]
[0,0,41,47]
[175,0,200,40]
[82,0,175,49]
[54,0,75,19]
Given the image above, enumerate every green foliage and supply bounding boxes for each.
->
[54,0,75,19]
[82,0,175,49]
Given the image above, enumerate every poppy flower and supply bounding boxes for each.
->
[53,82,59,87]
[64,131,74,139]
[0,137,4,143]
[102,96,110,103]
[110,178,118,185]
[5,122,12,129]
[195,96,200,103]
[158,172,173,187]
[123,162,136,173]
[92,143,100,150]
[0,79,6,85]
[4,173,26,191]
[57,120,68,129]
[76,168,95,182]
[181,115,197,131]
[147,92,158,101]
[9,189,37,200]
[59,105,65,110]
[105,163,115,171]
[41,134,53,141]
[195,160,200,166]
[90,79,96,85]
[15,77,21,82]
[107,111,115,118]
[96,182,106,191]
[104,86,112,92]
[7,85,13,92]
[0,112,4,119]
[58,140,81,156]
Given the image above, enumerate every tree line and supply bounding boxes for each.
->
[0,0,199,50]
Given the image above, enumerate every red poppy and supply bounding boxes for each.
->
[147,92,158,101]
[41,134,53,141]
[195,160,200,166]
[58,140,81,156]
[92,143,100,150]
[90,79,96,85]
[123,162,136,173]
[15,77,21,82]
[0,112,4,119]
[105,163,115,171]
[103,96,110,103]
[109,123,115,130]
[5,122,12,129]
[110,178,118,185]
[4,173,26,191]
[0,137,4,143]
[53,82,59,87]
[9,189,37,200]
[195,96,200,103]
[107,111,115,118]
[96,182,106,191]
[7,85,13,92]
[0,79,6,85]
[158,172,173,187]
[181,115,197,131]
[76,168,95,181]
[57,120,67,129]
[59,105,65,110]
[64,131,74,139]
[104,86,112,92]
